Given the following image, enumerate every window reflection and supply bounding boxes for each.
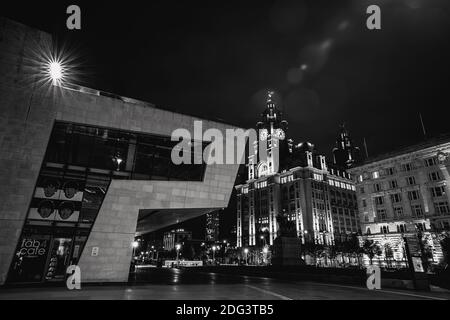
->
[45,122,206,181]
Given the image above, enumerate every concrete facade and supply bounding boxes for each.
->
[0,18,240,284]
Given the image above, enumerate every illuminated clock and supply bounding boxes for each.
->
[259,129,268,141]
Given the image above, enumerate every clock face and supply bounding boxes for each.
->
[275,128,285,140]
[259,129,268,141]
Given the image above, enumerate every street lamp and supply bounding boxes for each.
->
[113,153,123,171]
[260,235,267,247]
[176,244,181,267]
[132,241,139,260]
[212,246,217,262]
[263,247,269,265]
[244,248,249,265]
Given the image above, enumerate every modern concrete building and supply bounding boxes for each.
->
[236,94,359,250]
[0,18,240,285]
[348,135,450,267]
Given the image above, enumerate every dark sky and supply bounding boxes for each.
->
[5,0,450,238]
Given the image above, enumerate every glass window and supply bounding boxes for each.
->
[375,196,384,205]
[429,171,441,182]
[389,180,398,189]
[402,163,413,172]
[391,193,402,203]
[431,186,446,198]
[412,204,423,217]
[425,157,438,167]
[408,190,420,201]
[373,183,382,192]
[406,176,416,186]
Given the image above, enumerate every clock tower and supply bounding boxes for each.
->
[248,91,289,180]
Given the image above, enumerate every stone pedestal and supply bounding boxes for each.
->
[271,237,304,267]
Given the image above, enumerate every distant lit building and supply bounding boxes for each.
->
[236,92,359,249]
[348,134,450,266]
[163,229,192,251]
[205,211,220,242]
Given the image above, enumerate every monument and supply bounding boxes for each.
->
[271,213,304,266]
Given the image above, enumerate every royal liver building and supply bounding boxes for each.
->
[236,92,359,250]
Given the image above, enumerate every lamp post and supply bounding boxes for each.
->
[263,247,269,265]
[176,244,181,267]
[113,152,123,171]
[244,248,249,265]
[223,240,228,263]
[132,241,139,261]
[212,246,217,262]
[260,235,267,247]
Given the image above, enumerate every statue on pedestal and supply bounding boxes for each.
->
[271,212,304,267]
[276,213,297,238]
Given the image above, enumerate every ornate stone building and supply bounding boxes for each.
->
[348,135,450,266]
[236,93,359,249]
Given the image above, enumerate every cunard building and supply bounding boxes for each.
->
[236,93,360,249]
[348,135,450,267]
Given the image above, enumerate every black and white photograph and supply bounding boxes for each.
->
[1,0,450,311]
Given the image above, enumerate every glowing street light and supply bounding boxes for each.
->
[212,245,217,261]
[262,247,269,265]
[112,149,124,171]
[131,241,139,260]
[244,248,249,265]
[176,244,181,267]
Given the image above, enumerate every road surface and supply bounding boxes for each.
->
[0,267,448,300]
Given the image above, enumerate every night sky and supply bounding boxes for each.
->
[4,0,450,239]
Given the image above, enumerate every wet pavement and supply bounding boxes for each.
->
[0,267,449,300]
